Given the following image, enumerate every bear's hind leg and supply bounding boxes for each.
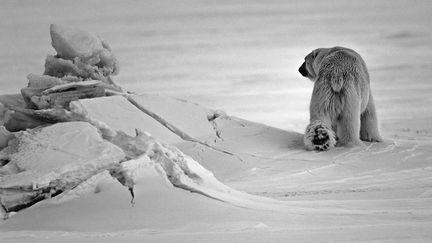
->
[336,97,364,147]
[304,84,337,151]
[360,93,382,142]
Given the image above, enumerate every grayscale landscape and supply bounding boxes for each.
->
[1,0,432,242]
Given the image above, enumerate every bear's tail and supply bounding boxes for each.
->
[328,71,355,93]
[331,75,344,92]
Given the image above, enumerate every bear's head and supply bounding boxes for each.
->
[298,48,330,82]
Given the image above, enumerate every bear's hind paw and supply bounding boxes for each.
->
[304,120,337,151]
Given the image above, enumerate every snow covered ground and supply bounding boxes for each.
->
[1,0,432,242]
[1,94,431,242]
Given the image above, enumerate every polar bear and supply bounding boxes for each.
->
[298,46,382,151]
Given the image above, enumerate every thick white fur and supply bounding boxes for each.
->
[299,46,382,151]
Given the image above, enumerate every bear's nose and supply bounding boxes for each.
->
[298,62,308,77]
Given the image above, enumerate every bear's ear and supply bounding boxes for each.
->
[311,48,322,58]
[305,51,314,61]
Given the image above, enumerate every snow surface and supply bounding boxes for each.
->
[1,0,432,242]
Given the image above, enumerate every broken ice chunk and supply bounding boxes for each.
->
[44,55,90,78]
[51,24,104,63]
[26,74,66,89]
[41,24,122,92]
[130,94,219,142]
[72,96,182,144]
[0,126,13,151]
[44,55,122,92]
[50,24,118,73]
[0,94,48,132]
[22,79,105,110]
[41,80,102,95]
[0,102,8,125]
[0,122,125,212]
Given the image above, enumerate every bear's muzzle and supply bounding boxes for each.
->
[298,62,308,77]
